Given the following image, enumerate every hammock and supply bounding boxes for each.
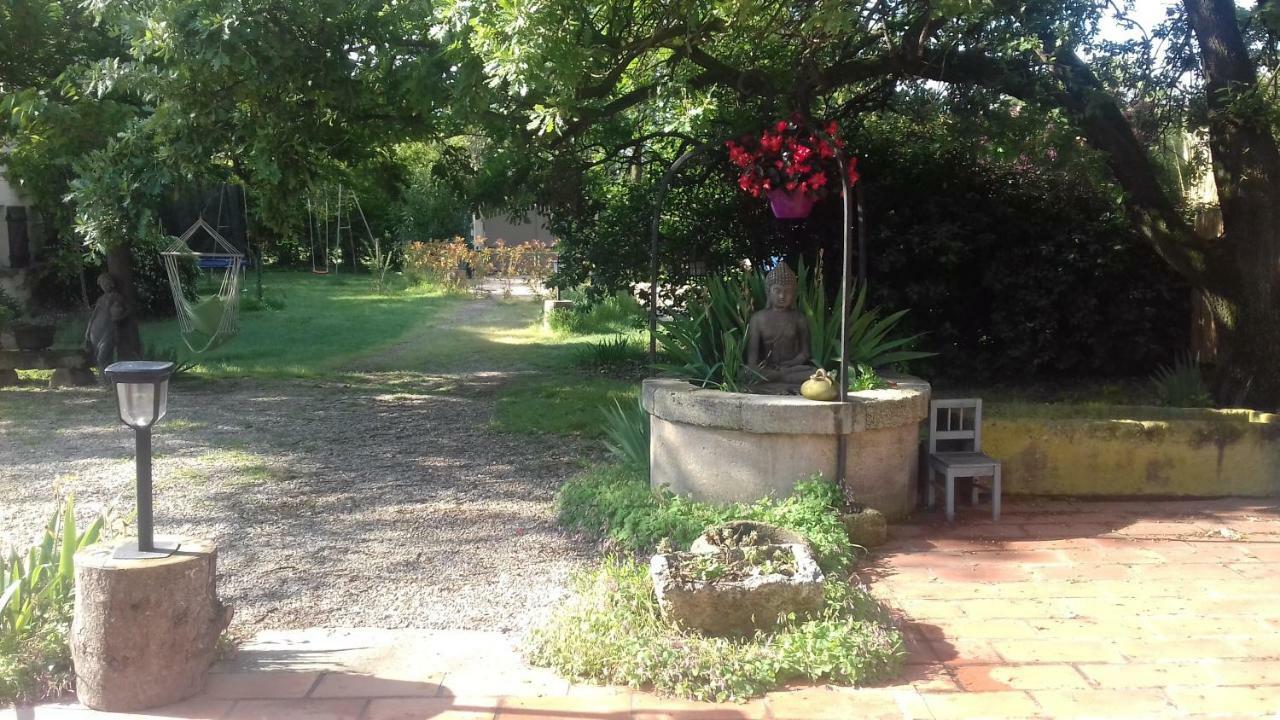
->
[163,219,244,354]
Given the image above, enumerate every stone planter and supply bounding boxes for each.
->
[643,375,931,519]
[650,543,824,635]
[11,321,56,351]
[841,506,888,548]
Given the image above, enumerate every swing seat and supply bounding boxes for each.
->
[190,296,229,337]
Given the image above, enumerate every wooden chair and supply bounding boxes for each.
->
[927,398,1001,523]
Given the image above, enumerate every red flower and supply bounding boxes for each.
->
[847,157,860,185]
[728,117,858,203]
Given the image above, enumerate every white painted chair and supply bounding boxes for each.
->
[927,399,1001,523]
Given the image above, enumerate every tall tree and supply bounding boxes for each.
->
[451,0,1280,407]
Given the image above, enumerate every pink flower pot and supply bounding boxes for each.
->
[767,188,816,219]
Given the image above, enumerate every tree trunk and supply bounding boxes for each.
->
[105,243,143,361]
[72,538,232,711]
[1183,0,1280,408]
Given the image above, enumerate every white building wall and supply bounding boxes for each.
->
[471,208,556,247]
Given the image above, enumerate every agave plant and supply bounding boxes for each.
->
[1,496,103,638]
[1150,352,1213,408]
[657,261,930,390]
[601,396,650,472]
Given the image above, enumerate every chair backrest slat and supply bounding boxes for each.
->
[929,398,984,453]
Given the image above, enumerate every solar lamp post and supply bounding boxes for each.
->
[104,361,180,560]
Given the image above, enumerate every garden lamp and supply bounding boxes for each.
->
[104,361,180,560]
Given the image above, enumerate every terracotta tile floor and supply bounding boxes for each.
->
[7,499,1280,719]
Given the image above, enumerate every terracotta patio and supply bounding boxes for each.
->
[7,498,1280,719]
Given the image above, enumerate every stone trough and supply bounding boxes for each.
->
[642,375,931,519]
[649,543,824,635]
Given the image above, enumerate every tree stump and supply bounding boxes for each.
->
[72,538,232,711]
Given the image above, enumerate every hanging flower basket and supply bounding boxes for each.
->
[726,116,859,219]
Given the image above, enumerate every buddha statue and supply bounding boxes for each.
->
[743,262,814,393]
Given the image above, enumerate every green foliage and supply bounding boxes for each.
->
[548,291,646,335]
[525,557,903,702]
[143,343,197,378]
[854,98,1190,380]
[494,378,637,437]
[0,289,20,330]
[575,334,647,374]
[239,291,287,313]
[658,263,927,390]
[848,364,888,392]
[601,396,649,472]
[1,496,104,704]
[558,466,853,572]
[1150,352,1213,408]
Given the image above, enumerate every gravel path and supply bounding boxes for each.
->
[0,298,598,634]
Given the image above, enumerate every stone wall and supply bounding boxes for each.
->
[982,404,1280,497]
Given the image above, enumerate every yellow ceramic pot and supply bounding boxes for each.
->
[800,369,839,401]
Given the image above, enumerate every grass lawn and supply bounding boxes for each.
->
[39,270,646,437]
[147,273,459,379]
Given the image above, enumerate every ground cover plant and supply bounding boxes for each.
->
[527,556,902,702]
[557,466,855,572]
[534,464,900,699]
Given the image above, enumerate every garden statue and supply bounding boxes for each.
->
[85,273,130,382]
[744,262,813,393]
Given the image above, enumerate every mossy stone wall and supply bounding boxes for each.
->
[981,404,1280,496]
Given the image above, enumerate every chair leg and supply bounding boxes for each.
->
[945,471,956,524]
[926,469,936,509]
[970,478,980,506]
[992,465,1002,522]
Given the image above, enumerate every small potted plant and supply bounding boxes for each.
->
[726,116,860,219]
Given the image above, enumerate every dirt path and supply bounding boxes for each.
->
[0,297,598,634]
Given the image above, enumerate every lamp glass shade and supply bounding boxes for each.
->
[114,380,168,429]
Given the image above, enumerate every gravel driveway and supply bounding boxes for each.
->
[0,302,599,635]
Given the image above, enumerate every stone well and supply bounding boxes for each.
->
[643,375,931,519]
